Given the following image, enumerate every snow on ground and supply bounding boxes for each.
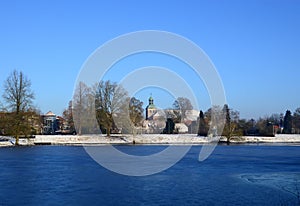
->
[33,134,211,145]
[2,134,300,146]
[236,134,300,143]
[0,141,14,147]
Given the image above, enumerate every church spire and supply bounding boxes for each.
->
[149,94,154,105]
[146,94,156,120]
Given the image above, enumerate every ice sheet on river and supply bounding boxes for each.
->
[240,173,300,198]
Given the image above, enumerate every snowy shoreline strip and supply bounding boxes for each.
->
[1,134,300,146]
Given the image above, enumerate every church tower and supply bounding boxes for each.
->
[146,95,157,120]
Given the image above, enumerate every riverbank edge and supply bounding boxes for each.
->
[1,134,300,147]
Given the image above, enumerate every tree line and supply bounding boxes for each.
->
[71,79,300,141]
[67,80,144,136]
[1,70,300,145]
[197,105,300,144]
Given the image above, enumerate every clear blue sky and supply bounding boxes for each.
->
[0,0,299,119]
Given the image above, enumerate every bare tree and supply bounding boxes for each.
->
[173,97,193,121]
[94,81,128,137]
[0,101,5,111]
[72,81,93,135]
[129,97,144,127]
[3,70,34,114]
[204,105,226,138]
[2,70,35,145]
[62,101,76,134]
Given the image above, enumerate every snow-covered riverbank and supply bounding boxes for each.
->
[2,134,300,147]
[231,134,300,143]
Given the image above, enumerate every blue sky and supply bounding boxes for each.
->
[0,0,300,119]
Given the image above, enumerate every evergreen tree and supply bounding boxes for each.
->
[222,104,231,143]
[283,110,293,134]
[222,104,243,143]
[293,108,300,134]
[163,118,175,134]
[197,110,207,136]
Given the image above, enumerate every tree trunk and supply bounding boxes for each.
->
[226,137,230,145]
[15,135,19,146]
[107,127,111,137]
[78,124,82,136]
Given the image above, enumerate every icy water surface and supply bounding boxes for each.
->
[0,145,300,205]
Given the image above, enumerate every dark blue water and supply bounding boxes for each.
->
[0,145,300,206]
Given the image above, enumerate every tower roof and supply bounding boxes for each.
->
[45,111,56,116]
[147,95,156,109]
[147,104,156,109]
